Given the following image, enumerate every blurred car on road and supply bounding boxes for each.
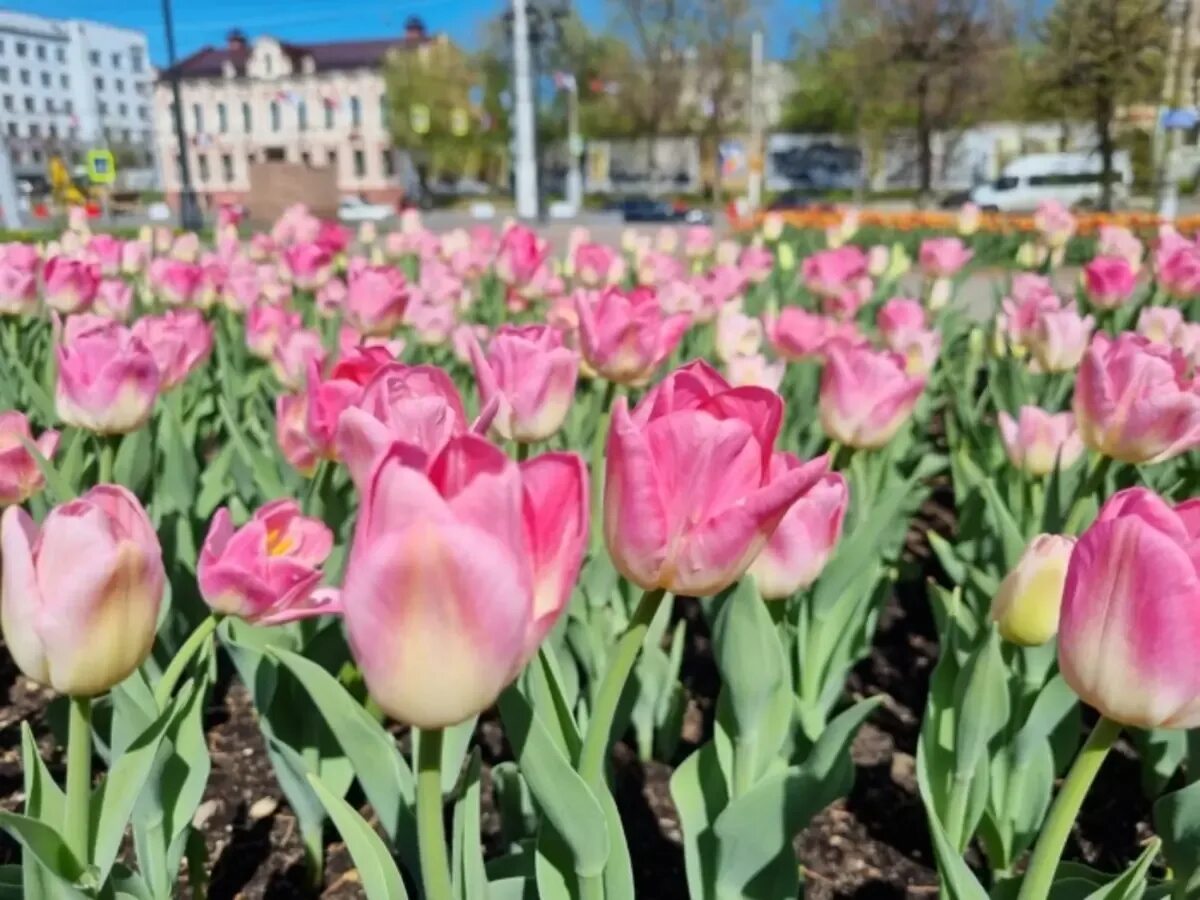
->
[616,195,712,224]
[337,195,396,223]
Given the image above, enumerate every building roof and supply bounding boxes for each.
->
[158,35,413,81]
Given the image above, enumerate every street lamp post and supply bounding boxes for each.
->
[162,0,203,231]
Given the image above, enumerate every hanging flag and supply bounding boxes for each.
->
[450,108,470,136]
[410,103,431,134]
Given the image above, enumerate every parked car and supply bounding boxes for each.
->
[337,195,397,223]
[968,151,1132,212]
[617,195,712,224]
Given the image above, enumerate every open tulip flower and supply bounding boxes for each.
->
[131,309,214,390]
[575,285,690,385]
[998,407,1084,476]
[345,264,409,336]
[1,485,164,696]
[604,361,825,596]
[341,435,587,728]
[0,412,59,507]
[56,320,161,435]
[1074,332,1200,464]
[819,343,925,449]
[199,500,339,624]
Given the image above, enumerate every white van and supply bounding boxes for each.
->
[969,151,1132,212]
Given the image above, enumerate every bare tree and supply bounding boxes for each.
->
[691,0,757,200]
[607,0,695,143]
[1036,0,1167,209]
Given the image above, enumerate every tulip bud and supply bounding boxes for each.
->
[56,321,161,435]
[0,412,60,507]
[469,325,579,443]
[819,344,925,449]
[991,534,1075,646]
[1,486,165,695]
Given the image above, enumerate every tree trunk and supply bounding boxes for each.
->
[915,72,933,208]
[1096,93,1115,212]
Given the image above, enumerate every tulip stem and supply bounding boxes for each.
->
[415,728,454,900]
[65,696,92,866]
[589,380,619,555]
[155,615,219,710]
[97,437,116,485]
[1017,716,1122,900]
[578,588,668,791]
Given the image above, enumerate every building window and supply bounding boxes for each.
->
[40,72,49,87]
[264,54,273,76]
[64,100,72,113]
[131,48,144,73]
[353,148,365,177]
[89,50,100,65]
[217,102,228,132]
[60,74,68,88]
[15,42,26,58]
[29,123,39,138]
[301,150,311,167]
[124,128,132,143]
[31,149,42,164]
[350,96,362,127]
[118,103,127,116]
[56,47,65,63]
[23,96,33,112]
[270,101,280,131]
[139,105,148,120]
[382,149,394,176]
[328,148,338,167]
[324,101,334,129]
[297,100,307,131]
[222,153,234,182]
[1,95,11,111]
[35,44,45,61]
[115,78,124,93]
[111,52,121,68]
[197,154,210,182]
[0,66,7,83]
[48,124,57,139]
[94,76,103,90]
[99,101,108,114]
[18,69,28,85]
[193,103,203,132]
[45,98,54,112]
[241,102,251,131]
[5,123,14,137]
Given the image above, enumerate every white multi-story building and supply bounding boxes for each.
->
[0,10,155,178]
[154,21,432,209]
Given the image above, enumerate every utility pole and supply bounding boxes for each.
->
[162,0,203,231]
[1159,0,1197,221]
[565,76,583,214]
[511,0,539,220]
[747,30,763,212]
[0,139,21,229]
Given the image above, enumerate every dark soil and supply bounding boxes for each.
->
[0,520,1158,899]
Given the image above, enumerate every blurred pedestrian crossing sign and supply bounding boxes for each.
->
[86,149,116,184]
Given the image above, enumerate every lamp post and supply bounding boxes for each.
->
[1158,0,1197,221]
[162,0,203,231]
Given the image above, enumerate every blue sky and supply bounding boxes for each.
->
[22,0,800,67]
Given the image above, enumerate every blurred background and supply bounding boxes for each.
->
[0,0,1193,231]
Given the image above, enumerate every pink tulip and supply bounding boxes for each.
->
[329,344,398,386]
[0,260,38,315]
[999,283,1063,350]
[86,234,124,276]
[196,257,229,309]
[715,307,765,363]
[1097,225,1143,269]
[274,364,361,475]
[1027,303,1094,373]
[876,298,927,351]
[802,245,869,297]
[0,412,60,506]
[1,485,164,695]
[918,237,973,278]
[1074,333,1200,464]
[575,286,690,385]
[56,322,160,434]
[337,325,406,361]
[819,344,925,449]
[271,328,327,390]
[1059,488,1200,728]
[131,310,214,390]
[42,256,100,314]
[1034,200,1076,249]
[246,303,301,360]
[698,266,748,316]
[469,325,579,443]
[198,500,339,624]
[147,257,203,307]
[346,265,409,336]
[1082,256,1137,309]
[1156,236,1200,299]
[452,323,489,366]
[998,407,1084,476]
[171,232,201,263]
[120,240,148,276]
[496,224,550,287]
[896,329,942,376]
[94,279,134,321]
[684,226,715,258]
[767,307,868,362]
[1174,322,1200,367]
[314,220,350,256]
[406,296,457,346]
[341,435,587,727]
[749,457,848,599]
[335,363,471,489]
[724,353,786,391]
[739,246,775,284]
[822,278,872,321]
[282,241,333,290]
[574,242,624,286]
[316,277,347,318]
[604,361,824,596]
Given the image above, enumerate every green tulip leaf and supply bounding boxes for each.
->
[0,811,89,895]
[712,577,785,743]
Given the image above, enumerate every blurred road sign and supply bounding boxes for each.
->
[1164,108,1199,130]
[86,149,116,184]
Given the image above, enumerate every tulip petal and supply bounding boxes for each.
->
[604,397,670,588]
[0,506,49,685]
